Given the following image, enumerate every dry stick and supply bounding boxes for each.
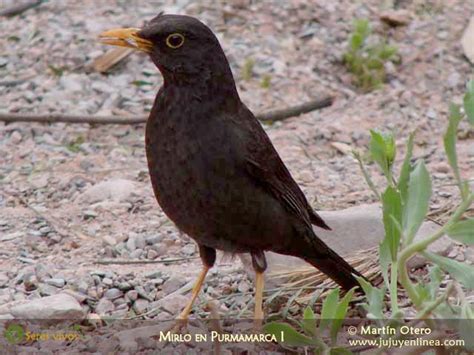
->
[96,256,199,265]
[0,96,334,125]
[0,0,43,17]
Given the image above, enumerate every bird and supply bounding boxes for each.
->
[99,13,363,324]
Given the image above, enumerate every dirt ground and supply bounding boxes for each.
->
[0,0,473,353]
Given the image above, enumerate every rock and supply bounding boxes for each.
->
[95,298,115,315]
[76,179,137,204]
[125,290,138,302]
[153,294,188,315]
[239,204,455,284]
[59,73,84,92]
[181,243,195,256]
[145,235,161,245]
[146,249,159,259]
[461,16,474,64]
[0,272,9,287]
[10,293,84,319]
[161,275,186,295]
[38,283,59,297]
[132,299,149,314]
[380,9,412,26]
[104,288,123,300]
[23,273,38,291]
[45,278,65,288]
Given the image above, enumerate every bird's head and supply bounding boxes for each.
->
[99,14,234,87]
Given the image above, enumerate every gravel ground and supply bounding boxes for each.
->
[0,0,473,353]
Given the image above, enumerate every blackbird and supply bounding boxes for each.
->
[99,14,363,322]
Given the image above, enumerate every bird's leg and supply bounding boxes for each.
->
[176,266,209,321]
[251,251,267,330]
[175,245,216,328]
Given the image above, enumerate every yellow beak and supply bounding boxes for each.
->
[98,28,153,53]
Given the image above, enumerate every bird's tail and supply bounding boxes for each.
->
[303,247,363,291]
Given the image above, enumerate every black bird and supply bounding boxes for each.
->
[99,14,362,323]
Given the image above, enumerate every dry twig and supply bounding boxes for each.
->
[0,96,334,125]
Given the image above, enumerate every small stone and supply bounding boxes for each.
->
[181,244,195,256]
[461,16,474,64]
[102,278,114,287]
[45,278,66,288]
[129,249,143,259]
[104,288,123,300]
[23,273,38,291]
[38,283,59,296]
[10,131,22,144]
[146,249,158,259]
[380,9,411,26]
[132,299,149,314]
[95,298,115,315]
[10,293,84,319]
[125,290,138,302]
[144,271,162,279]
[158,294,188,315]
[0,272,9,287]
[145,235,161,245]
[135,235,146,249]
[161,275,186,295]
[237,281,250,293]
[77,281,89,294]
[117,282,133,291]
[150,243,168,257]
[102,235,117,246]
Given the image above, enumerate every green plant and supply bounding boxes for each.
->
[264,287,356,354]
[66,135,85,153]
[264,80,474,353]
[241,57,255,81]
[343,19,399,92]
[352,79,474,350]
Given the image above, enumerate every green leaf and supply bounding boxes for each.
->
[319,288,339,332]
[302,306,317,337]
[423,252,474,290]
[379,238,391,287]
[447,219,474,245]
[354,19,370,38]
[398,131,415,204]
[464,80,474,125]
[350,33,364,51]
[331,288,356,343]
[369,130,395,178]
[382,187,403,260]
[443,104,468,199]
[355,276,385,319]
[263,322,317,347]
[427,265,443,299]
[403,160,431,243]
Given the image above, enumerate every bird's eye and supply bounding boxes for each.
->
[166,33,185,49]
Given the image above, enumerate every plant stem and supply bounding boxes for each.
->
[353,150,380,200]
[389,262,399,314]
[398,193,473,307]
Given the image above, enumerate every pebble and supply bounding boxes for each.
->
[23,273,38,291]
[0,272,9,287]
[125,290,138,302]
[38,283,59,296]
[181,244,195,255]
[129,249,143,259]
[147,249,159,259]
[161,275,186,295]
[104,288,123,300]
[95,298,115,315]
[132,299,149,314]
[45,278,66,288]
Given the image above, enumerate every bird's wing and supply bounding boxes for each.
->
[230,105,330,231]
